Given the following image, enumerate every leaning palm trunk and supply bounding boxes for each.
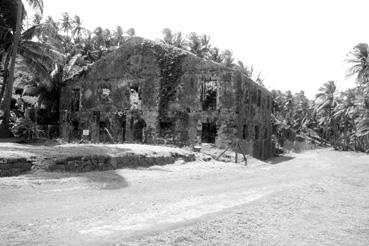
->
[0,0,22,137]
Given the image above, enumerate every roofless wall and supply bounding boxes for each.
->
[60,37,273,159]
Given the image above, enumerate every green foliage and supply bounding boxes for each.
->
[10,117,43,141]
[143,41,186,121]
[161,28,187,49]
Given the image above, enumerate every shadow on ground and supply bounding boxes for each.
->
[25,169,129,190]
[267,155,295,165]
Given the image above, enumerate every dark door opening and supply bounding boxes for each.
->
[133,118,146,142]
[201,121,217,143]
[121,119,126,142]
[70,120,80,141]
[115,112,127,142]
[99,120,114,143]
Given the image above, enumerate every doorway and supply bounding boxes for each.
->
[201,121,217,143]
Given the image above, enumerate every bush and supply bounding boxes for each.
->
[10,118,43,142]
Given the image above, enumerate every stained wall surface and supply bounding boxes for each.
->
[60,37,273,159]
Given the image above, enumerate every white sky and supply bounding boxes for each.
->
[42,0,369,98]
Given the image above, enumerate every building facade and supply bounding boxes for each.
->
[60,37,273,159]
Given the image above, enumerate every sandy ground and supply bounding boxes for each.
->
[0,148,369,245]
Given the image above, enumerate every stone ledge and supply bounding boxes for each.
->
[0,158,33,177]
[47,152,196,172]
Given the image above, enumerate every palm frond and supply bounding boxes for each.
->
[65,53,81,73]
[356,117,369,137]
[24,0,44,14]
[22,23,58,40]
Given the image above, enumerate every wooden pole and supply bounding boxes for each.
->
[216,145,231,160]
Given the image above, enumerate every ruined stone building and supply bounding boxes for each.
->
[60,37,273,159]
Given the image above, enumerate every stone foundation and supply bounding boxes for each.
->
[0,158,33,177]
[48,152,196,172]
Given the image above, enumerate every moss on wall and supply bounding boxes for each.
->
[142,40,186,121]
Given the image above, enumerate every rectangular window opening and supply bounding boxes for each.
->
[201,81,217,111]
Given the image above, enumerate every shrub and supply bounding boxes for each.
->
[10,118,43,142]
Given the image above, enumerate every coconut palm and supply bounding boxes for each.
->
[0,0,28,136]
[209,47,223,63]
[102,28,112,48]
[347,43,369,90]
[71,15,89,42]
[346,43,369,150]
[235,61,253,78]
[0,0,65,136]
[44,16,58,30]
[60,12,72,36]
[113,25,124,46]
[221,49,235,68]
[314,80,338,145]
[333,89,357,150]
[92,26,104,48]
[126,28,135,37]
[188,32,211,58]
[32,13,42,25]
[161,28,187,49]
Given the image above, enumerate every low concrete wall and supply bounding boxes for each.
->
[0,158,33,177]
[48,152,196,172]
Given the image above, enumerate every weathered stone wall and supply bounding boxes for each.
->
[0,158,33,177]
[60,37,273,159]
[48,152,195,172]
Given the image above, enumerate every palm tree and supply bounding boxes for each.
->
[188,32,211,58]
[0,0,25,136]
[126,28,135,37]
[161,28,187,49]
[102,28,112,48]
[0,0,65,137]
[221,49,235,68]
[314,80,338,145]
[161,28,174,45]
[92,26,104,48]
[209,47,223,63]
[188,33,202,57]
[352,91,369,150]
[44,16,58,30]
[32,13,42,25]
[60,12,72,36]
[346,43,369,150]
[235,61,253,78]
[293,90,311,133]
[347,43,369,90]
[113,25,124,46]
[333,89,357,150]
[71,15,88,42]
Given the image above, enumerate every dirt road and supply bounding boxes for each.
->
[1,148,369,245]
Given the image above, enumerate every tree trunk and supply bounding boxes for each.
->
[343,120,348,151]
[0,51,12,102]
[0,0,22,138]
